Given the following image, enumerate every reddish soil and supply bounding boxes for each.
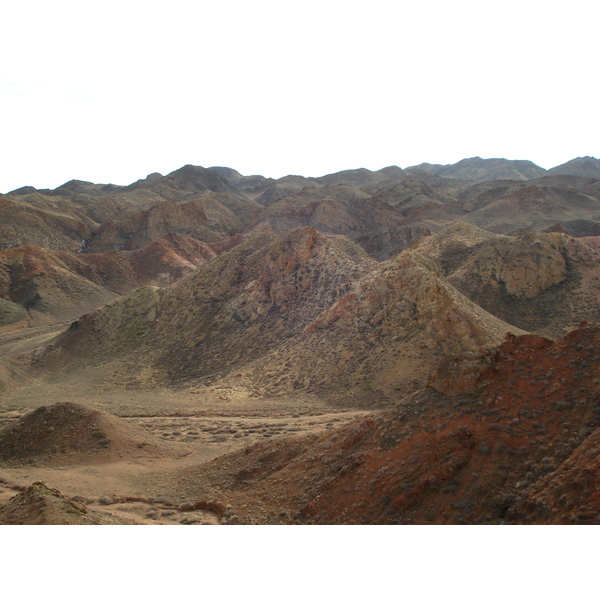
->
[176,322,600,524]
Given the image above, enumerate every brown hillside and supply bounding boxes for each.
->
[0,244,116,323]
[413,224,600,337]
[401,179,600,236]
[177,322,600,524]
[86,191,260,253]
[40,228,376,386]
[32,227,522,404]
[246,184,425,260]
[0,234,215,328]
[0,195,93,252]
[262,246,521,402]
[59,233,216,291]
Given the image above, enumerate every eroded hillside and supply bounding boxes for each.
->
[1,158,599,525]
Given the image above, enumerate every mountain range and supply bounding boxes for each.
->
[0,156,599,525]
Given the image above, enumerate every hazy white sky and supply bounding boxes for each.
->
[1,0,598,192]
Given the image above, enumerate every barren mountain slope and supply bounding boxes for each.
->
[0,195,93,252]
[173,322,600,524]
[546,156,600,179]
[86,191,261,253]
[249,245,522,403]
[34,228,377,390]
[59,233,216,291]
[3,160,600,526]
[400,179,600,236]
[4,166,262,255]
[0,234,216,332]
[213,166,408,207]
[412,223,600,337]
[30,227,523,407]
[366,178,460,212]
[245,184,429,260]
[510,427,600,524]
[0,244,117,325]
[408,157,547,182]
[127,164,248,201]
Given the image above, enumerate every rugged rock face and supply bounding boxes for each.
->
[447,232,567,299]
[274,245,520,401]
[410,224,600,337]
[20,220,600,403]
[354,223,431,262]
[36,228,375,387]
[36,226,520,402]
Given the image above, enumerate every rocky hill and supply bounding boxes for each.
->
[406,157,547,182]
[0,234,216,329]
[0,194,93,252]
[173,322,600,524]
[4,158,600,263]
[2,158,600,526]
[34,226,522,405]
[406,156,600,183]
[36,228,377,390]
[546,156,600,179]
[411,223,600,337]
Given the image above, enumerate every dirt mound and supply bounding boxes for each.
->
[0,402,182,463]
[0,482,134,524]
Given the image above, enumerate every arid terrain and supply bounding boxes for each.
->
[1,156,599,524]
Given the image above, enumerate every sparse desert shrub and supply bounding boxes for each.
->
[379,436,397,449]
